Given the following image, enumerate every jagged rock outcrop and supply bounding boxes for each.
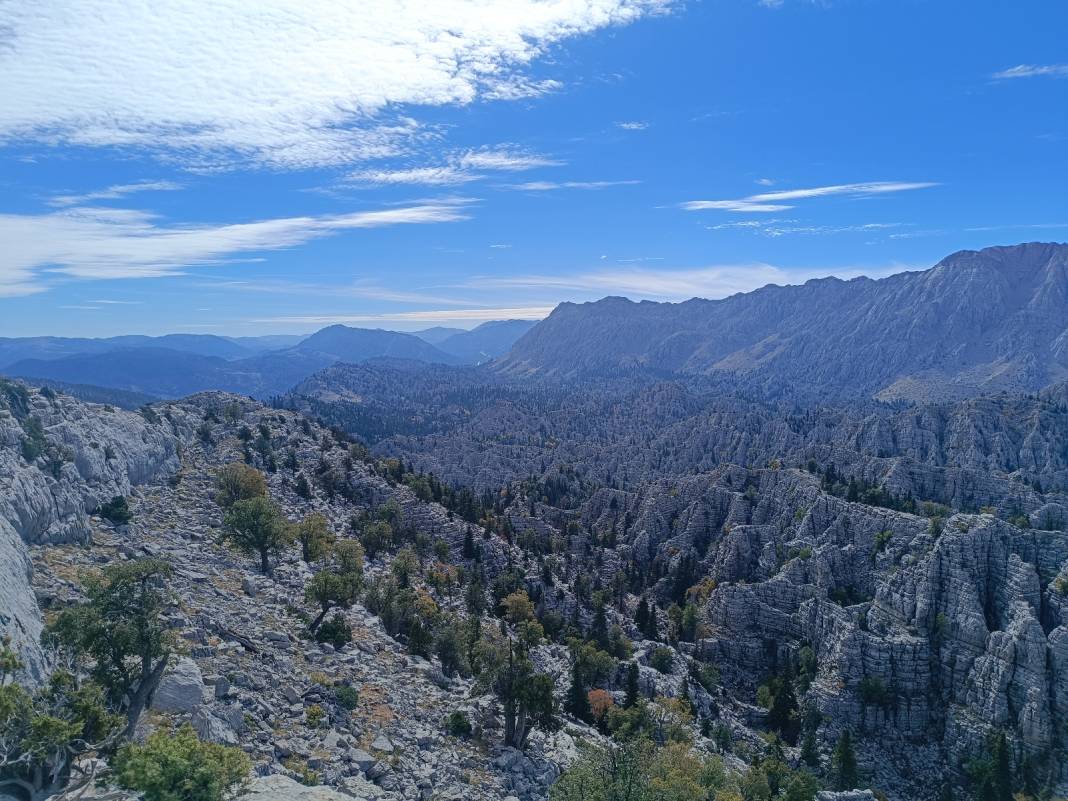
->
[0,381,180,679]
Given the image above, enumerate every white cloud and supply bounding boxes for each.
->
[617,121,648,130]
[0,1,669,169]
[250,306,553,325]
[345,166,479,187]
[343,145,562,186]
[464,264,790,298]
[682,181,937,213]
[49,180,184,207]
[508,179,640,191]
[0,201,470,296]
[992,64,1068,80]
[461,261,914,300]
[755,177,775,186]
[457,147,563,171]
[682,200,793,213]
[704,219,905,237]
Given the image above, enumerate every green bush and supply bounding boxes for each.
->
[305,704,326,728]
[96,495,133,525]
[114,725,250,801]
[649,647,674,674]
[445,710,472,738]
[334,685,359,711]
[20,416,46,462]
[315,613,352,648]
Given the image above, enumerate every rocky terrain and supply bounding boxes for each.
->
[3,376,1067,800]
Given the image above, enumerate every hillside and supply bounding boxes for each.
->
[436,320,539,364]
[4,380,1066,800]
[499,243,1068,402]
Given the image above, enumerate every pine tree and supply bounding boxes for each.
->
[564,659,590,722]
[624,661,640,708]
[635,596,650,635]
[831,729,858,790]
[991,731,1013,801]
[800,731,819,767]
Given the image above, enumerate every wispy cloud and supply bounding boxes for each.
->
[49,180,183,207]
[460,261,908,301]
[249,307,553,326]
[992,64,1068,80]
[343,146,562,187]
[457,147,563,172]
[344,166,478,187]
[682,181,938,213]
[617,121,648,130]
[0,1,670,169]
[704,219,905,237]
[508,180,640,191]
[0,201,471,296]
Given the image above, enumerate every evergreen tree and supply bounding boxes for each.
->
[635,596,650,635]
[564,659,591,722]
[624,661,640,708]
[800,731,819,767]
[831,729,858,790]
[222,496,293,576]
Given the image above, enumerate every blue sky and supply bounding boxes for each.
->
[1,0,1065,337]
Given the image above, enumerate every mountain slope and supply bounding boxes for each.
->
[436,319,538,364]
[4,326,463,398]
[500,242,1068,401]
[292,324,460,365]
[0,333,259,368]
[5,347,334,399]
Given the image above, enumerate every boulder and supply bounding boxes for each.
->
[152,657,205,713]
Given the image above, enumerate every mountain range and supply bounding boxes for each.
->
[500,242,1068,403]
[2,319,536,399]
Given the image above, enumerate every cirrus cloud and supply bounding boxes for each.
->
[0,201,471,296]
[682,181,938,213]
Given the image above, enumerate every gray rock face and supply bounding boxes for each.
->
[499,242,1068,403]
[240,775,358,801]
[0,382,180,679]
[152,657,206,714]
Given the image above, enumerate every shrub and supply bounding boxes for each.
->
[858,676,890,707]
[96,495,133,525]
[334,685,359,711]
[445,710,472,738]
[873,529,892,555]
[315,613,352,648]
[305,704,326,728]
[283,757,319,787]
[114,724,250,801]
[20,416,46,462]
[649,647,674,674]
[213,463,267,508]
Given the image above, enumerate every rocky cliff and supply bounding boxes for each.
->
[0,380,180,679]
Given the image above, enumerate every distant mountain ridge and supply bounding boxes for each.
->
[435,319,538,364]
[0,332,304,369]
[2,321,531,399]
[499,242,1068,402]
